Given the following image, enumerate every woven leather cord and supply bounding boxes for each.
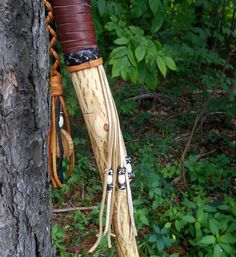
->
[44,0,75,188]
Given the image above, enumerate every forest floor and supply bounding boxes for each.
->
[52,84,236,257]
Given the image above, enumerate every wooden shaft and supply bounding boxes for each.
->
[71,66,139,257]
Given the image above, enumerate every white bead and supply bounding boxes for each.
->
[59,115,64,128]
[107,174,113,184]
[126,163,132,174]
[118,174,126,184]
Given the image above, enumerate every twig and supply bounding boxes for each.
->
[173,133,191,143]
[127,93,161,101]
[196,150,216,160]
[180,112,203,188]
[206,111,227,117]
[127,93,176,104]
[53,206,97,214]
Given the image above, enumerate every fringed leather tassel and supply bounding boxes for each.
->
[88,65,137,252]
[44,0,74,188]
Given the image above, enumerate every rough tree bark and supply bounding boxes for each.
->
[0,1,53,257]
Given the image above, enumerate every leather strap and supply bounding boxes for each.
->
[67,57,103,72]
[59,32,95,42]
[62,45,97,54]
[55,14,93,24]
[53,0,91,6]
[58,23,95,33]
[53,5,91,15]
[61,40,95,49]
[52,0,97,54]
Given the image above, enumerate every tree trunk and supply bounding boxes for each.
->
[0,1,53,257]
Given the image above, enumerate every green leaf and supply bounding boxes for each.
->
[151,15,163,33]
[119,56,129,80]
[135,46,146,62]
[217,204,229,210]
[129,25,144,36]
[129,67,139,84]
[121,68,129,81]
[149,234,157,243]
[128,49,137,67]
[163,236,171,247]
[214,244,222,257]
[114,37,129,45]
[198,235,216,245]
[204,205,217,213]
[156,239,165,251]
[153,225,161,233]
[182,215,196,223]
[161,227,168,234]
[111,60,121,78]
[139,210,149,226]
[227,222,236,233]
[169,254,179,257]
[149,0,160,14]
[196,208,207,223]
[164,222,172,229]
[164,57,177,71]
[209,219,219,235]
[156,55,167,77]
[175,220,184,232]
[195,221,202,239]
[220,234,236,244]
[109,46,128,59]
[97,0,106,16]
[220,243,235,254]
[145,71,158,90]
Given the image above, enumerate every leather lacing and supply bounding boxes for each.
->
[44,0,75,188]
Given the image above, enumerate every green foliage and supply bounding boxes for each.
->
[148,225,173,253]
[185,154,235,191]
[173,198,236,256]
[92,0,235,97]
[106,17,176,88]
[52,224,69,257]
[130,139,236,256]
[92,0,177,89]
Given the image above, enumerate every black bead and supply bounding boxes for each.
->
[118,166,126,175]
[107,184,113,191]
[108,169,113,175]
[118,182,127,190]
[126,156,132,164]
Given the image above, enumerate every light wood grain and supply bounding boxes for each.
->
[71,65,139,257]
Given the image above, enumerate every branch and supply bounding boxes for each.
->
[127,92,176,103]
[196,150,216,160]
[180,112,203,188]
[53,206,97,214]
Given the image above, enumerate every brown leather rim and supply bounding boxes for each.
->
[67,57,103,72]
